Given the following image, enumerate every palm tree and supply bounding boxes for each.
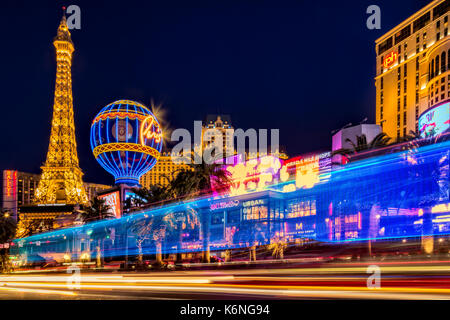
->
[332,132,391,163]
[267,235,287,260]
[161,154,231,263]
[81,197,113,222]
[81,197,113,267]
[15,219,44,238]
[0,210,17,273]
[399,131,450,255]
[129,214,167,267]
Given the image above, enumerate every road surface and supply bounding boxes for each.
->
[1,260,450,300]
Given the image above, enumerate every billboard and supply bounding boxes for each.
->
[419,101,450,138]
[98,191,121,218]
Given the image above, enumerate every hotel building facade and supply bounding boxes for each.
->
[375,0,450,139]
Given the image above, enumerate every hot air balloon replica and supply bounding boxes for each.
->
[90,100,163,186]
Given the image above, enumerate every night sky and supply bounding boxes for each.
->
[0,0,430,185]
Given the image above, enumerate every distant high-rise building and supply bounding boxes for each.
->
[375,0,450,139]
[201,115,235,160]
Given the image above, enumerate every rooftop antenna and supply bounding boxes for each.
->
[331,122,353,135]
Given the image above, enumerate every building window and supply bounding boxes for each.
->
[397,98,401,111]
[403,111,407,126]
[437,32,441,41]
[404,95,407,108]
[443,52,447,73]
[432,59,435,79]
[404,64,407,77]
[416,57,420,70]
[398,67,401,80]
[436,55,440,75]
[380,77,384,90]
[404,79,407,93]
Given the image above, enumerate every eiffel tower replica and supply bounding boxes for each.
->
[33,13,88,206]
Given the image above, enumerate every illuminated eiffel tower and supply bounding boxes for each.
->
[34,13,88,205]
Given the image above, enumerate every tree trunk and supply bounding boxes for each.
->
[422,207,434,255]
[200,210,210,263]
[137,241,143,265]
[176,221,183,264]
[156,241,162,264]
[96,240,101,268]
[249,245,256,261]
[224,249,231,262]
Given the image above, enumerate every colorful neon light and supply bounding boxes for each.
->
[140,115,162,145]
[418,102,450,138]
[90,100,163,185]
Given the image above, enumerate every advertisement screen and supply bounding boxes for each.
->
[98,191,121,218]
[419,102,450,138]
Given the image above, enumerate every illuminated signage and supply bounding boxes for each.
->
[242,199,265,207]
[280,152,331,191]
[140,115,163,145]
[418,102,450,138]
[4,170,17,198]
[225,156,282,196]
[2,170,17,212]
[210,200,239,211]
[98,191,121,218]
[383,51,398,68]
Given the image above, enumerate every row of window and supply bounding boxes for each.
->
[429,49,450,81]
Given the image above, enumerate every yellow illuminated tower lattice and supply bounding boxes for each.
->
[34,14,88,205]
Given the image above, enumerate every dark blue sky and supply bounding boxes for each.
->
[0,0,429,185]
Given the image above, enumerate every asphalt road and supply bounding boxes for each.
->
[1,260,450,300]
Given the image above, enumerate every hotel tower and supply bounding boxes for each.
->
[375,0,450,139]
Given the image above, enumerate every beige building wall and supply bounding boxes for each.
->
[140,152,192,188]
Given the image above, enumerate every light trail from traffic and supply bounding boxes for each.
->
[1,261,450,300]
